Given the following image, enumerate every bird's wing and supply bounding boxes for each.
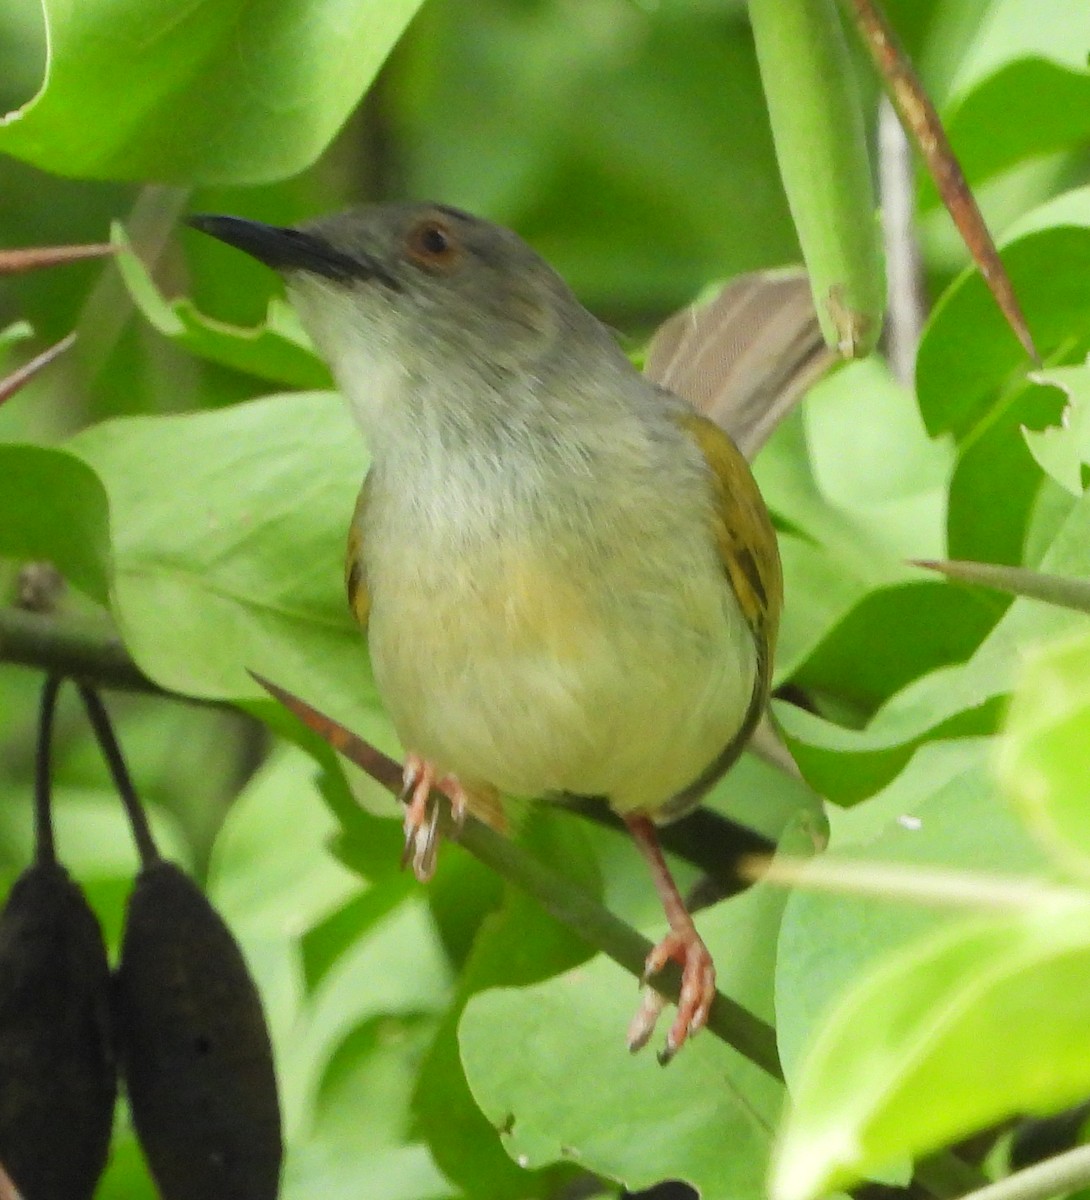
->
[677,410,782,660]
[645,269,835,461]
[344,474,371,631]
[656,411,784,818]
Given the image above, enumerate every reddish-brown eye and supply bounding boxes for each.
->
[405,219,459,270]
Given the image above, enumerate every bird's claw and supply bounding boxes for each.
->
[627,928,716,1064]
[399,755,467,882]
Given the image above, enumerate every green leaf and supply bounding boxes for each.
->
[0,320,33,352]
[770,900,1090,1200]
[1024,358,1090,495]
[115,226,331,389]
[789,582,1002,714]
[929,0,1090,194]
[459,868,793,1200]
[998,632,1090,879]
[0,443,111,602]
[775,487,1090,804]
[68,391,392,740]
[414,811,601,1199]
[775,737,1052,1086]
[916,186,1090,444]
[0,0,425,184]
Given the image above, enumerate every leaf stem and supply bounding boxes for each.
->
[77,685,160,868]
[940,1143,1090,1200]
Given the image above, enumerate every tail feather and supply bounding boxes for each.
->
[644,269,837,461]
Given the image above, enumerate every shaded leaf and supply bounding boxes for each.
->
[0,444,110,603]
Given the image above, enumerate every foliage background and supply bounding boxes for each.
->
[2,1,1090,1198]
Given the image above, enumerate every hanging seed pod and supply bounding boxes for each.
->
[114,860,282,1200]
[0,863,116,1200]
[0,677,116,1200]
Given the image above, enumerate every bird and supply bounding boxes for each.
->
[188,203,828,1060]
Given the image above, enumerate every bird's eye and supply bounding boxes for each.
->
[406,219,459,270]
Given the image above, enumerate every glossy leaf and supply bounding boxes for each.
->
[775,488,1090,803]
[1024,358,1090,496]
[0,0,426,184]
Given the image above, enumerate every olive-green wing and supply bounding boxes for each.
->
[677,410,782,666]
[344,475,371,631]
[655,411,783,818]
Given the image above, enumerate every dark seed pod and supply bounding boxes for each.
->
[114,860,281,1200]
[0,861,116,1200]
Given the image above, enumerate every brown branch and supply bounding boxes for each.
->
[0,332,76,407]
[0,243,115,275]
[842,0,1039,363]
[0,607,165,694]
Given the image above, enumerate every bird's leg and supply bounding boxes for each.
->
[399,754,469,882]
[624,814,716,1064]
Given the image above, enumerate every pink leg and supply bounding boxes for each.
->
[624,814,717,1064]
[399,754,469,882]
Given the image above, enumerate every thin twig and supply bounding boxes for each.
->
[77,686,160,868]
[33,675,63,867]
[0,244,115,275]
[841,0,1039,363]
[0,332,76,407]
[951,1142,1090,1200]
[745,854,1085,911]
[248,671,784,1079]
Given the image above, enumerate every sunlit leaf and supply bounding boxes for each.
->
[998,632,1090,879]
[771,901,1090,1200]
[0,0,426,185]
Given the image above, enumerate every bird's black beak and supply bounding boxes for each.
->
[186,214,401,291]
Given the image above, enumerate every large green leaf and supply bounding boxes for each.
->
[68,392,391,746]
[414,811,600,1199]
[0,442,111,602]
[775,487,1090,803]
[931,0,1090,193]
[1023,358,1090,496]
[771,899,1090,1200]
[460,874,792,1200]
[0,0,425,184]
[774,738,1051,1085]
[916,187,1090,444]
[998,632,1090,880]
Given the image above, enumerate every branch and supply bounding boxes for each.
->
[945,1143,1090,1200]
[249,671,784,1079]
[0,606,163,694]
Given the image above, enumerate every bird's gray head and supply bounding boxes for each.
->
[188,204,613,397]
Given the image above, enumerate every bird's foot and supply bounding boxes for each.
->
[399,754,468,882]
[627,926,716,1064]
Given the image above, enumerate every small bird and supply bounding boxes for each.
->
[189,204,827,1060]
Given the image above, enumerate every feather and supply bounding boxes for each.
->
[644,268,836,461]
